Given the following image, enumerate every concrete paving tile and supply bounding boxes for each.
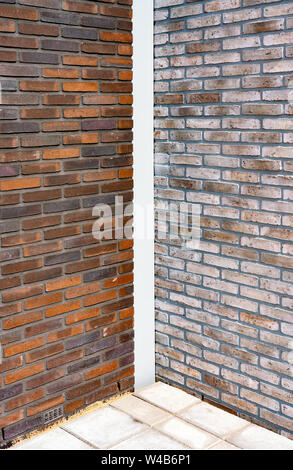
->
[10,384,293,451]
[110,429,189,450]
[13,428,92,450]
[111,395,172,426]
[228,424,293,450]
[179,402,249,438]
[155,417,219,450]
[62,406,147,449]
[134,381,200,413]
[209,441,240,450]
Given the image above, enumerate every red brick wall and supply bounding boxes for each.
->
[0,0,133,445]
[154,0,293,439]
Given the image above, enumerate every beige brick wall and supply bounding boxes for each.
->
[154,0,293,439]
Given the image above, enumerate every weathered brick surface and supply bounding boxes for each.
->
[0,0,133,445]
[154,0,293,439]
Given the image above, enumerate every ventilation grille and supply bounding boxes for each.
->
[43,406,64,425]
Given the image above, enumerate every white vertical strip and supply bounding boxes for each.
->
[133,0,155,389]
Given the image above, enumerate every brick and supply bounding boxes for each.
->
[4,311,43,330]
[4,338,44,358]
[0,35,38,49]
[100,5,131,18]
[0,5,38,20]
[5,363,45,385]
[46,275,81,292]
[26,343,64,363]
[19,22,58,36]
[46,300,82,318]
[86,361,118,380]
[43,94,80,106]
[47,325,83,344]
[21,108,60,120]
[42,120,79,132]
[243,20,284,34]
[81,15,116,29]
[25,319,62,338]
[171,4,202,18]
[0,384,23,403]
[27,396,64,417]
[0,0,126,441]
[2,231,42,247]
[5,389,45,412]
[63,54,98,66]
[41,9,79,24]
[43,147,79,160]
[20,80,59,91]
[2,259,42,276]
[24,292,62,310]
[1,204,41,220]
[0,64,39,77]
[47,350,83,369]
[66,307,101,326]
[0,18,15,32]
[0,50,17,62]
[0,410,24,428]
[24,266,61,285]
[82,42,116,54]
[61,26,97,41]
[4,415,43,440]
[63,0,97,14]
[0,122,40,134]
[41,38,79,52]
[0,177,41,192]
[19,0,59,7]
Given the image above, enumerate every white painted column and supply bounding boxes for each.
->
[133,0,155,389]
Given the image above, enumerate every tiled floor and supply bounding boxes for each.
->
[12,382,293,450]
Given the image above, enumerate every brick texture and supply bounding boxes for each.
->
[0,0,133,445]
[154,0,293,439]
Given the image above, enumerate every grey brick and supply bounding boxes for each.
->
[66,331,100,350]
[44,200,80,213]
[81,120,116,131]
[0,65,40,76]
[61,27,97,41]
[21,135,60,148]
[63,159,100,171]
[83,267,117,283]
[20,51,59,64]
[0,248,20,263]
[44,251,81,266]
[0,220,20,234]
[4,415,43,441]
[0,165,19,177]
[41,39,79,52]
[82,145,116,158]
[68,356,101,374]
[24,267,62,284]
[81,16,116,29]
[101,156,132,168]
[47,374,83,394]
[82,194,116,208]
[85,337,117,356]
[0,122,40,134]
[104,342,134,361]
[0,384,22,402]
[1,80,17,91]
[41,11,80,25]
[19,0,59,8]
[0,109,18,120]
[0,204,41,219]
